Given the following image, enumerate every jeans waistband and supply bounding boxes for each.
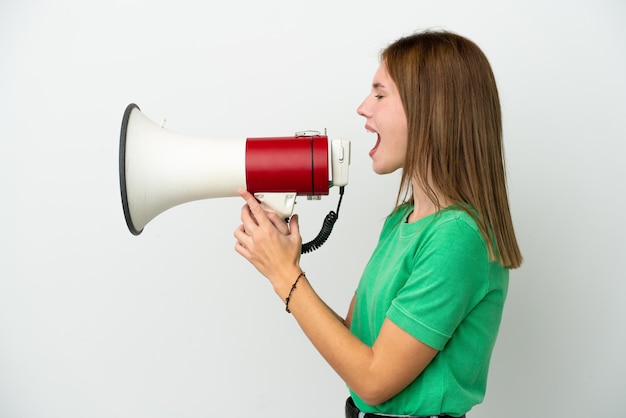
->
[345,397,465,418]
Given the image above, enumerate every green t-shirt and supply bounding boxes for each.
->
[349,205,509,417]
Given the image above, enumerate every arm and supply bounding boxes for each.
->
[234,190,437,405]
[285,278,437,405]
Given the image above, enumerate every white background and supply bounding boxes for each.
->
[1,1,625,417]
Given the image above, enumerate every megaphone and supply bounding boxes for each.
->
[119,103,350,252]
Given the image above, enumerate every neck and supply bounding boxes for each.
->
[407,180,451,223]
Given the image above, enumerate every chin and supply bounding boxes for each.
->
[371,155,403,175]
[372,164,398,175]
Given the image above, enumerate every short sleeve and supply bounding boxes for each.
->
[386,217,489,350]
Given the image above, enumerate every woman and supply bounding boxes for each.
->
[234,30,522,418]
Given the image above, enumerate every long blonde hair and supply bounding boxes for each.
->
[383,30,522,269]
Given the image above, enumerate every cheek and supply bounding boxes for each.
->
[391,119,408,147]
[386,101,408,135]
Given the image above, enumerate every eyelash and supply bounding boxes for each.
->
[374,94,383,99]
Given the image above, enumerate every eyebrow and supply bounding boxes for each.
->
[372,81,389,91]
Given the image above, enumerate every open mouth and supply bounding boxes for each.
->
[369,133,380,158]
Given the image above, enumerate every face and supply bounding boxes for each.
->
[357,62,408,175]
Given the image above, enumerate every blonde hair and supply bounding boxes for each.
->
[382,30,522,269]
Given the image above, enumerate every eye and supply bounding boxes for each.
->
[374,94,384,99]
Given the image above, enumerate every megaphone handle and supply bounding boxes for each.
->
[253,192,297,220]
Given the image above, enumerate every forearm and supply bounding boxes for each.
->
[276,275,385,404]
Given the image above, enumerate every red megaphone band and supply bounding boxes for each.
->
[245,135,329,196]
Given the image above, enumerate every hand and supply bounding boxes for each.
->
[234,190,303,294]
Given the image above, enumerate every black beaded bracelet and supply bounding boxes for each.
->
[285,271,306,313]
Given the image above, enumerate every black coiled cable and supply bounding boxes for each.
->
[301,186,345,254]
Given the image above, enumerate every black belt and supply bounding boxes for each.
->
[345,397,465,418]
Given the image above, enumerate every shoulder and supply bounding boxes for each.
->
[380,205,486,253]
[417,208,489,265]
[418,205,481,236]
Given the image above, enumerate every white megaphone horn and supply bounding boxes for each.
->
[119,104,350,252]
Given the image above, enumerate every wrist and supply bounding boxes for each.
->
[284,271,306,313]
[272,266,304,299]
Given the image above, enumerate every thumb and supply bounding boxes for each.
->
[289,214,302,239]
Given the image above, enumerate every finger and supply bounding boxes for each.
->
[234,240,250,258]
[287,214,303,250]
[233,224,250,245]
[233,225,253,256]
[233,223,246,240]
[289,214,301,237]
[240,203,259,228]
[267,211,290,235]
[238,189,255,201]
[238,190,261,224]
[240,192,272,228]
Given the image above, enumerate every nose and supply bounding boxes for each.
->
[357,97,370,118]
